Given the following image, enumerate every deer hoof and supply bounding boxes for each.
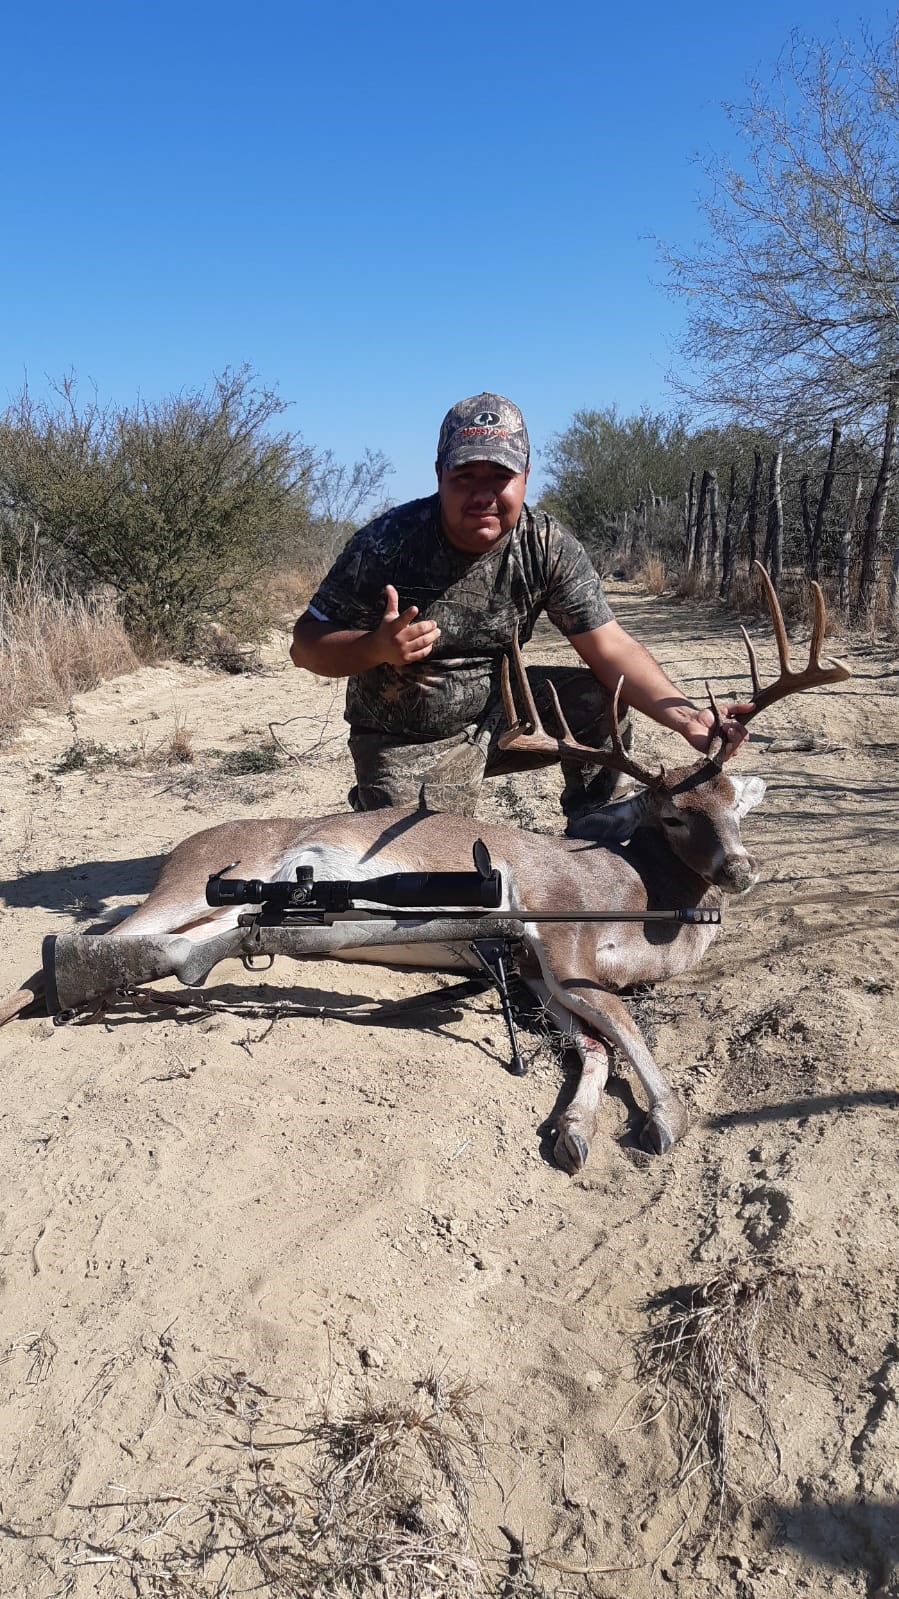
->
[640,1091,689,1156]
[554,1126,591,1174]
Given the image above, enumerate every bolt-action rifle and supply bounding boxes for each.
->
[204,841,720,1077]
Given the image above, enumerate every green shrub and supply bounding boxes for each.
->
[0,368,314,654]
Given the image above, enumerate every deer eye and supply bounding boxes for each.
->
[663,814,688,829]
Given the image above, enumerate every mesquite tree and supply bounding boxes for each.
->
[664,28,899,448]
[0,369,394,652]
[0,369,311,650]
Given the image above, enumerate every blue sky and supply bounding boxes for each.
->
[0,1,888,505]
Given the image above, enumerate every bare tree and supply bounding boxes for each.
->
[309,447,393,527]
[664,28,899,447]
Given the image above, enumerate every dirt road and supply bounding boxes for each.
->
[1,581,897,1596]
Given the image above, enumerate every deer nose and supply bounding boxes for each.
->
[714,851,759,894]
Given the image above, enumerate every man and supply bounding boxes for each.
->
[291,393,747,819]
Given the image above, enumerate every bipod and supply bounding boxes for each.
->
[469,938,527,1076]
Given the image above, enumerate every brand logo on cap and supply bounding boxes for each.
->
[472,410,501,426]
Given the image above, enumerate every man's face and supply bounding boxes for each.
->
[436,458,529,555]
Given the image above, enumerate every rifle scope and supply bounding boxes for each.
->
[205,863,503,914]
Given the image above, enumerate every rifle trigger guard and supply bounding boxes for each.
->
[242,952,275,972]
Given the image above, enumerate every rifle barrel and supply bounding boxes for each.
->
[280,906,721,926]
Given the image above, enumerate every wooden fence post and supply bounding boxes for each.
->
[810,423,841,582]
[763,449,783,588]
[857,373,899,621]
[720,463,738,598]
[684,470,697,567]
[693,470,711,577]
[708,470,720,578]
[746,448,761,570]
[888,549,899,628]
[838,471,862,616]
[800,475,813,570]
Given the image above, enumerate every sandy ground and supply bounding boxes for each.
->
[0,580,897,1597]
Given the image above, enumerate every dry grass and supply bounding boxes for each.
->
[634,554,670,595]
[0,1327,58,1385]
[724,565,836,632]
[263,562,325,628]
[0,565,138,744]
[672,563,702,600]
[161,710,194,765]
[42,1368,493,1597]
[669,557,899,637]
[50,706,195,774]
[197,621,265,675]
[305,1371,486,1593]
[636,1266,781,1524]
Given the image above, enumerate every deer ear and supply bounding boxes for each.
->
[564,790,651,844]
[732,775,766,817]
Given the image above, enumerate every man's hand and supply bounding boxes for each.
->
[289,590,440,678]
[375,585,440,668]
[570,623,757,762]
[674,702,754,761]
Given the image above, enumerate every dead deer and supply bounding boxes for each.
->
[2,566,849,1171]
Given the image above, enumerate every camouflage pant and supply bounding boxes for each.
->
[348,664,633,819]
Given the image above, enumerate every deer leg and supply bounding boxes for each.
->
[538,973,689,1157]
[574,988,688,1155]
[555,1030,610,1174]
[521,979,609,1173]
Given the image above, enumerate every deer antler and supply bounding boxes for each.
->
[737,561,851,723]
[498,625,666,790]
[702,561,850,764]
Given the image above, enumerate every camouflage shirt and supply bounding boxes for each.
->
[307,494,614,740]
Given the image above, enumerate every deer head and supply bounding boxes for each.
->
[498,563,849,895]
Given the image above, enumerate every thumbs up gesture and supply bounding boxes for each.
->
[375,585,441,667]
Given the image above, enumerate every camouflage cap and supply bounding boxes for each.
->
[436,392,530,474]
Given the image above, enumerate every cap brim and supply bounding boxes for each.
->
[440,442,529,474]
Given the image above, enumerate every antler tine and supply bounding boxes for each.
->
[500,623,545,739]
[497,641,664,787]
[609,676,630,764]
[499,654,516,729]
[607,676,666,783]
[705,678,727,727]
[738,624,763,698]
[754,559,792,677]
[543,677,578,745]
[542,674,666,790]
[704,678,728,767]
[736,559,851,725]
[808,579,826,664]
